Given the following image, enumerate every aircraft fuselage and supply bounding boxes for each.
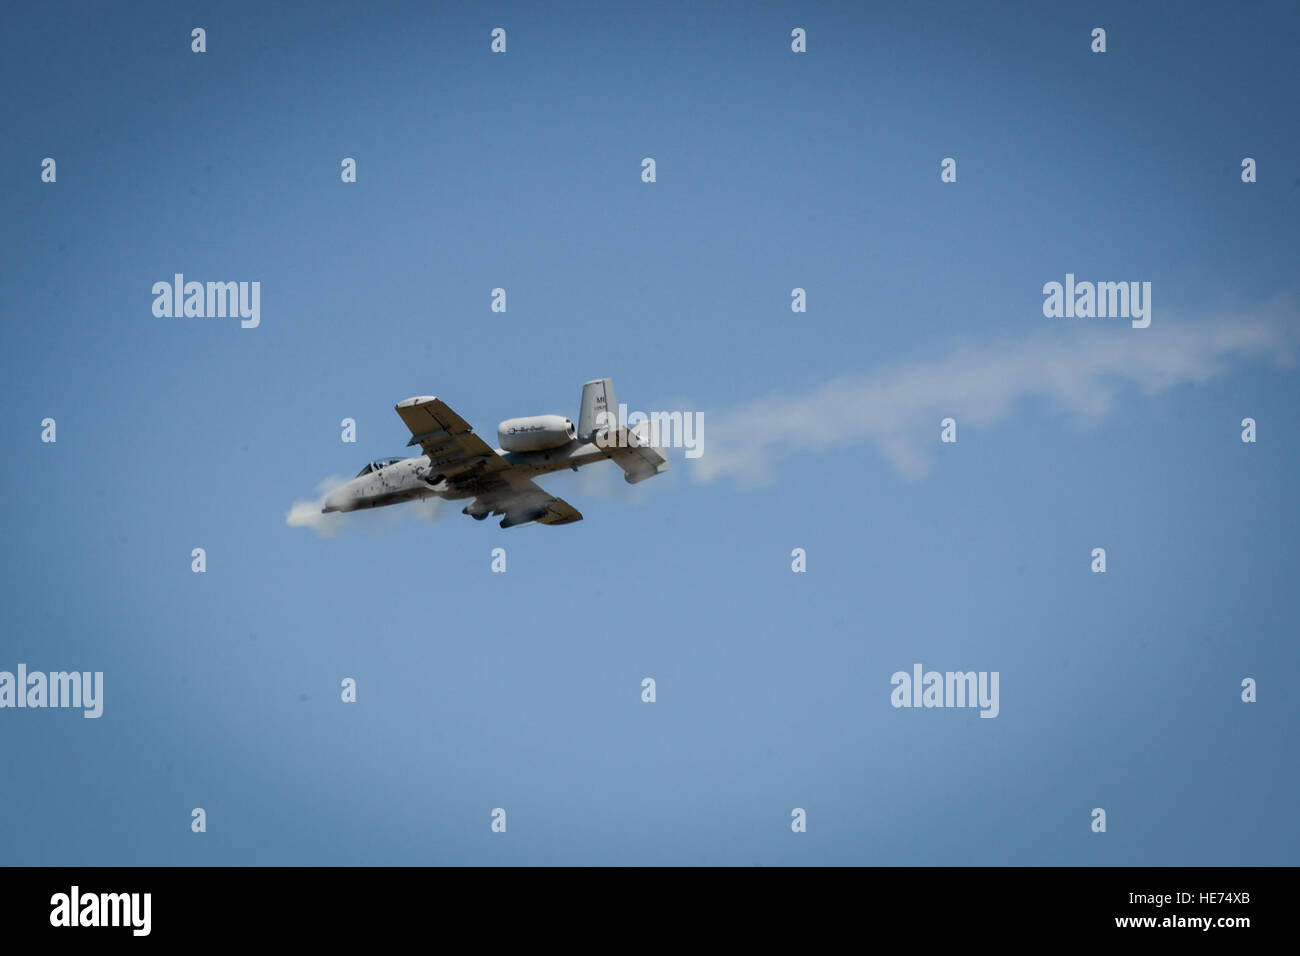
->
[321,441,607,513]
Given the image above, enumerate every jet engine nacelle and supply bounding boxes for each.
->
[498,415,576,453]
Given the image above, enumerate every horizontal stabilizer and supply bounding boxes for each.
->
[597,426,670,484]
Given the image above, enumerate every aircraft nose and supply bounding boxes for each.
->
[322,488,345,513]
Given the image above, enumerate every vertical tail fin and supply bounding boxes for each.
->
[578,378,617,441]
[581,377,670,484]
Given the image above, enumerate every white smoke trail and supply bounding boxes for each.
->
[693,304,1297,485]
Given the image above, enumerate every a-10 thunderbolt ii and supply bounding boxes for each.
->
[321,379,668,528]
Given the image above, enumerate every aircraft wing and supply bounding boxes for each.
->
[471,472,584,527]
[505,479,583,526]
[395,395,582,527]
[394,396,511,481]
[534,496,582,525]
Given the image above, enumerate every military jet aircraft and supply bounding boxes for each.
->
[320,379,668,528]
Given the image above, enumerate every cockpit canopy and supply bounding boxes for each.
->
[355,457,405,478]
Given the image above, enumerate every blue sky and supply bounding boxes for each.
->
[2,0,1297,865]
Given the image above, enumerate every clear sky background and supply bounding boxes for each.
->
[2,0,1297,865]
